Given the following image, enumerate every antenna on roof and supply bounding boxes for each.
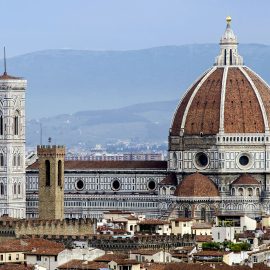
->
[3,47,7,75]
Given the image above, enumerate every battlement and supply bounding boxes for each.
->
[0,218,96,238]
[37,145,66,157]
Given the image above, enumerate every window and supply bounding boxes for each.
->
[18,183,21,195]
[0,183,4,195]
[58,160,62,186]
[8,254,11,260]
[37,255,41,261]
[0,113,3,135]
[17,155,21,166]
[13,155,16,166]
[184,208,189,218]
[16,254,19,260]
[238,188,244,196]
[14,110,20,135]
[201,208,206,221]
[172,152,177,169]
[0,255,3,261]
[248,188,253,196]
[45,160,50,186]
[0,153,4,167]
[175,221,179,227]
[13,183,17,195]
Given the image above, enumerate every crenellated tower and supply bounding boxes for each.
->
[38,145,65,220]
[0,52,27,218]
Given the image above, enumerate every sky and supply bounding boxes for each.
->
[0,0,269,57]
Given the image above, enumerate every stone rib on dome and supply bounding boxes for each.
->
[170,66,270,136]
[174,173,219,197]
[231,175,259,185]
[170,18,270,136]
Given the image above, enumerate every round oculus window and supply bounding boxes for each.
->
[147,180,156,191]
[239,155,250,166]
[111,179,121,191]
[75,179,85,190]
[194,152,209,168]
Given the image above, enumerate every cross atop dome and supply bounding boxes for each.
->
[215,17,243,66]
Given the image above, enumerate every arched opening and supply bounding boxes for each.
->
[45,160,50,186]
[13,183,17,195]
[172,152,177,169]
[0,153,4,167]
[231,187,235,196]
[201,208,206,221]
[0,183,4,195]
[184,207,189,218]
[0,112,3,136]
[17,155,21,167]
[58,160,62,187]
[224,49,227,65]
[170,187,175,195]
[248,188,253,196]
[230,49,233,65]
[256,188,260,196]
[13,155,16,166]
[238,188,244,196]
[18,183,21,195]
[162,187,166,195]
[14,110,19,135]
[130,225,133,231]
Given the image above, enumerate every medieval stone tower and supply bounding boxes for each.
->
[38,145,65,220]
[0,68,27,218]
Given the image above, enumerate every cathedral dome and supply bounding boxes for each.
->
[174,172,219,197]
[170,19,270,136]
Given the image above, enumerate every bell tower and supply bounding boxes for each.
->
[38,145,65,220]
[0,48,27,218]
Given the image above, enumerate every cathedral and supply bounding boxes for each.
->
[2,17,270,221]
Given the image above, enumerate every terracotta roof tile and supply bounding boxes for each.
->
[171,66,270,136]
[95,254,128,263]
[159,173,177,186]
[0,72,22,80]
[58,260,107,270]
[195,235,212,242]
[27,160,167,171]
[231,174,260,185]
[184,67,223,135]
[171,74,205,136]
[0,238,63,253]
[174,173,219,197]
[224,67,264,133]
[138,219,170,225]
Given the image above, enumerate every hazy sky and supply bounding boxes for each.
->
[0,0,269,57]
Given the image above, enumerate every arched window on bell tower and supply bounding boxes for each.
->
[45,160,50,186]
[14,110,20,135]
[0,111,3,136]
[0,183,4,195]
[0,153,4,167]
[58,160,62,187]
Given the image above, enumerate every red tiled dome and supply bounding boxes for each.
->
[174,172,219,197]
[170,66,270,136]
[231,174,260,185]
